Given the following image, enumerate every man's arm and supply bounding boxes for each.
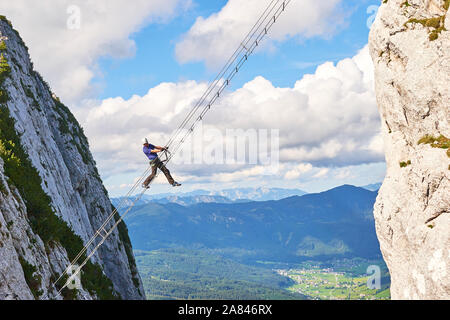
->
[151,146,167,153]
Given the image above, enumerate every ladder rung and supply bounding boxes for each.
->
[97,227,108,239]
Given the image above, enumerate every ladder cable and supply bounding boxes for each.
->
[165,0,282,149]
[165,0,290,161]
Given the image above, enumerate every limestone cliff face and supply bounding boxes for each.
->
[0,17,144,299]
[369,0,449,299]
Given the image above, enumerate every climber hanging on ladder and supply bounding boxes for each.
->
[142,138,181,188]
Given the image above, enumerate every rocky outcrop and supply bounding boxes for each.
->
[369,0,449,299]
[0,17,144,299]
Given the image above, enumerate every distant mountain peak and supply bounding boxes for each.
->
[359,183,382,192]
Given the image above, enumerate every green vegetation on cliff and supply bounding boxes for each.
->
[0,30,118,300]
[404,1,449,41]
[114,209,142,292]
[18,256,43,299]
[0,53,10,103]
[418,134,450,158]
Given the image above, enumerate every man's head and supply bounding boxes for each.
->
[142,137,149,146]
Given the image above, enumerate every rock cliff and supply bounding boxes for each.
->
[369,0,449,299]
[0,16,144,300]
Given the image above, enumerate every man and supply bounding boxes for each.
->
[142,138,181,188]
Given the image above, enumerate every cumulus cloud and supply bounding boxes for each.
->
[334,167,353,180]
[312,168,329,178]
[284,163,313,180]
[0,0,190,103]
[175,0,345,68]
[202,45,381,167]
[78,45,382,185]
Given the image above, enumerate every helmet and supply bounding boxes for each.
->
[142,138,149,144]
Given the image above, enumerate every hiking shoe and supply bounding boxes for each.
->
[172,182,181,187]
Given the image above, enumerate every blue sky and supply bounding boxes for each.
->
[96,0,379,100]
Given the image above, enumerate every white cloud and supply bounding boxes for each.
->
[78,45,383,185]
[284,163,313,180]
[334,168,353,180]
[210,165,266,183]
[0,0,190,103]
[175,0,345,68]
[206,46,381,166]
[313,168,329,178]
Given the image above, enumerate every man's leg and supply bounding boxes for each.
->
[143,162,158,187]
[158,162,175,185]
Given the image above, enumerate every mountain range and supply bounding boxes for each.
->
[112,185,382,207]
[112,186,307,207]
[123,185,381,264]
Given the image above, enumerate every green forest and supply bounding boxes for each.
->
[134,248,307,300]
